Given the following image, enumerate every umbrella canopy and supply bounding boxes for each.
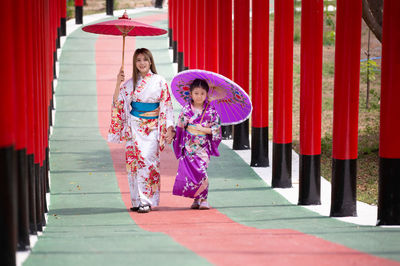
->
[82,11,167,36]
[82,11,167,68]
[171,69,252,126]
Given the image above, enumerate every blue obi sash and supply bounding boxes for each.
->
[130,102,160,119]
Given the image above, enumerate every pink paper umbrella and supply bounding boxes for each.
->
[82,11,167,69]
[171,69,253,126]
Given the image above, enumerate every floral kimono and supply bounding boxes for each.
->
[108,72,174,208]
[172,102,221,200]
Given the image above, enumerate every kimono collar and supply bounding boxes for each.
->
[138,70,153,81]
[134,71,154,94]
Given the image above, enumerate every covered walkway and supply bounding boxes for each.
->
[21,8,400,266]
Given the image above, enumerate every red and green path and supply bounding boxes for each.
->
[24,9,400,266]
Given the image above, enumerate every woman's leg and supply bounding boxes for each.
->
[132,123,161,210]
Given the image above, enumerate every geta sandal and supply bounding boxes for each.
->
[137,205,151,213]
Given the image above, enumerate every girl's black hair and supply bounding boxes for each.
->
[189,78,209,93]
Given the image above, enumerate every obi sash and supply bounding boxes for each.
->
[130,102,160,119]
[186,124,206,136]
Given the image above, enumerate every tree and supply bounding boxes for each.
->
[362,0,383,42]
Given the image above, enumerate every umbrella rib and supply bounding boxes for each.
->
[237,100,251,118]
[184,72,202,86]
[212,74,242,123]
[225,101,241,122]
[172,70,252,125]
[220,100,236,124]
[218,101,230,124]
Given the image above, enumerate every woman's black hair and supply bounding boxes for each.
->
[189,78,209,93]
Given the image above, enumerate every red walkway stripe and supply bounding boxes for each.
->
[95,13,399,266]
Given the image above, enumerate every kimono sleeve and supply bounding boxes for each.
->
[172,108,189,159]
[107,83,131,143]
[208,108,222,157]
[158,78,175,151]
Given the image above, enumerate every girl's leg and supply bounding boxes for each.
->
[193,178,209,198]
[190,199,200,209]
[199,199,210,210]
[198,178,210,210]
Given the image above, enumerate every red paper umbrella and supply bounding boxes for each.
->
[82,11,167,68]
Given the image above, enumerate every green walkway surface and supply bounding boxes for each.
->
[24,11,207,266]
[23,8,400,266]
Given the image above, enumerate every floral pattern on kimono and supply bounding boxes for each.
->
[172,102,221,200]
[108,71,174,207]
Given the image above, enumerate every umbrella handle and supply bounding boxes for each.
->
[121,34,126,70]
[200,101,210,124]
[200,87,215,124]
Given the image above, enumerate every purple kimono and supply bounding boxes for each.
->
[172,102,222,200]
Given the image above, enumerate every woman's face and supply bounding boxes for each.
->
[136,53,151,76]
[190,86,208,106]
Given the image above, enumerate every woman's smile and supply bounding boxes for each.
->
[136,54,151,76]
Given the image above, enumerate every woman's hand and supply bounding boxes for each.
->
[113,67,125,103]
[165,126,176,144]
[117,67,125,84]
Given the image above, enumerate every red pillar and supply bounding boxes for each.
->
[44,0,51,197]
[377,0,400,225]
[298,0,323,205]
[272,0,293,188]
[233,0,250,150]
[42,0,50,214]
[25,0,38,236]
[38,0,45,230]
[205,0,218,72]
[218,0,233,79]
[0,5,16,149]
[51,0,58,81]
[34,0,45,231]
[0,0,17,264]
[56,0,61,44]
[196,0,205,70]
[330,0,362,217]
[189,0,197,69]
[106,0,114,16]
[31,0,41,233]
[251,0,269,167]
[172,0,178,63]
[177,0,184,71]
[61,0,67,36]
[218,0,233,139]
[183,0,189,69]
[14,0,28,166]
[168,0,173,48]
[75,0,83,24]
[54,0,61,50]
[14,0,31,251]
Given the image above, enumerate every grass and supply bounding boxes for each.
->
[288,10,382,206]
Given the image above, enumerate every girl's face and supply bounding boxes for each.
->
[136,53,151,76]
[190,86,208,106]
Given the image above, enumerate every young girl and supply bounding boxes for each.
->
[172,79,222,209]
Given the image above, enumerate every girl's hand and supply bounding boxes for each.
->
[196,124,212,134]
[196,124,204,132]
[165,126,176,144]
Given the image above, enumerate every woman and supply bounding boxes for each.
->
[108,48,175,213]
